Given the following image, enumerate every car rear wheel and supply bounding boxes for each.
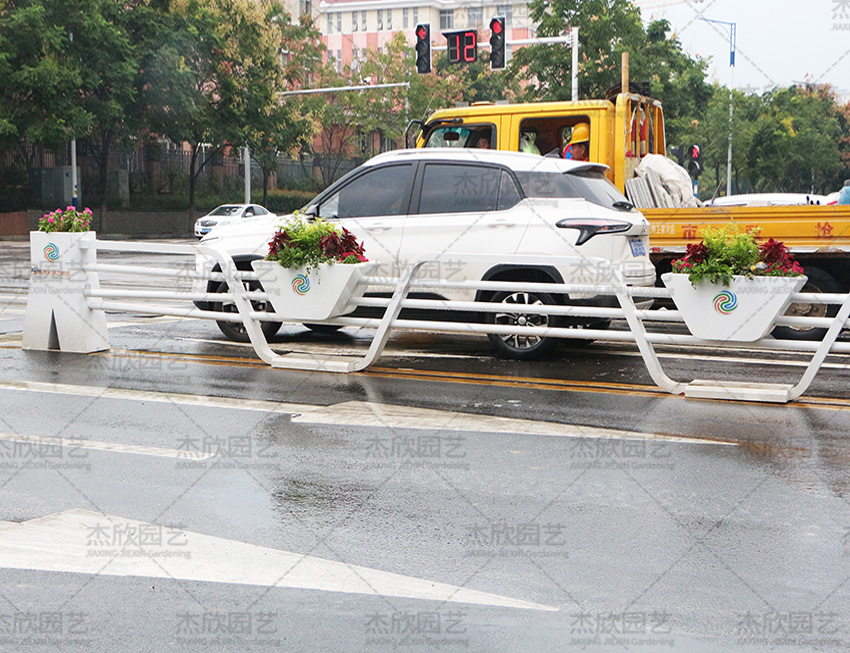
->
[487,290,559,360]
[214,280,281,342]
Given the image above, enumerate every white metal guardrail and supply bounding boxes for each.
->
[21,235,850,403]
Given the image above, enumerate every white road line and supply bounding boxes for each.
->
[0,509,556,610]
[0,433,211,460]
[0,379,736,445]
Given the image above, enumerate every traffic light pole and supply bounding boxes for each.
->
[433,29,579,101]
[701,17,736,198]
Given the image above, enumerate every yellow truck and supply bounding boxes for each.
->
[407,84,850,339]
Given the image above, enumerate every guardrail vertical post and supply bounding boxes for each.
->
[23,231,110,353]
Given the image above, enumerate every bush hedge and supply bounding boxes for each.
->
[263,189,315,215]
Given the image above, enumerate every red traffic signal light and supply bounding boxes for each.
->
[415,24,431,74]
[489,17,505,70]
[687,144,702,178]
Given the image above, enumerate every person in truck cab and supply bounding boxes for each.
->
[563,123,590,161]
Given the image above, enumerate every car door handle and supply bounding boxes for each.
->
[488,218,516,228]
[364,223,392,232]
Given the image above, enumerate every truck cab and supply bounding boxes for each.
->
[409,92,666,193]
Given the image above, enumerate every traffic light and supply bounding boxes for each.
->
[415,24,431,74]
[669,145,685,167]
[687,144,702,178]
[489,17,505,70]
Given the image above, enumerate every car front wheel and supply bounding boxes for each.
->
[214,280,281,342]
[487,290,559,360]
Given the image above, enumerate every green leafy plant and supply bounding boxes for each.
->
[265,215,367,272]
[671,223,804,286]
[37,206,93,233]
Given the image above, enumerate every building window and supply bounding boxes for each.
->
[352,11,358,31]
[336,12,341,32]
[413,8,419,25]
[300,1,311,16]
[403,8,409,29]
[387,9,392,30]
[327,13,332,33]
[357,131,372,157]
[468,7,483,27]
[380,133,396,153]
[439,9,454,30]
[361,10,367,31]
[496,5,513,25]
[377,9,383,30]
[336,49,342,73]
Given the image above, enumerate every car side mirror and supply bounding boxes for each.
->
[302,204,318,220]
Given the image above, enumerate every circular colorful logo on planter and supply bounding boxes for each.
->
[713,290,737,314]
[42,243,60,261]
[291,274,310,295]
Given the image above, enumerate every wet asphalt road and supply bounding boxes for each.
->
[0,240,850,651]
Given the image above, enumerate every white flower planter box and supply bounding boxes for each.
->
[23,231,110,352]
[661,273,807,342]
[251,260,377,322]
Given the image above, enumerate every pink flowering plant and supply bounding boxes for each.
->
[38,206,93,233]
[265,215,367,273]
[671,223,804,287]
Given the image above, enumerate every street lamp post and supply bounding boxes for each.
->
[69,31,79,207]
[700,17,736,197]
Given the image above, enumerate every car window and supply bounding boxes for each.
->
[210,206,241,216]
[424,124,496,148]
[498,171,522,210]
[253,206,267,216]
[318,164,413,219]
[514,169,627,209]
[244,207,254,217]
[418,163,501,214]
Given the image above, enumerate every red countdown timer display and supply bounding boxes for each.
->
[443,29,477,64]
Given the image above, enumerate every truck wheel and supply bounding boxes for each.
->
[214,280,281,342]
[770,268,841,341]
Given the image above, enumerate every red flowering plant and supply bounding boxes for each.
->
[38,206,93,233]
[671,223,803,286]
[265,215,367,272]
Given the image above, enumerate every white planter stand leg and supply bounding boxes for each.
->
[23,231,110,353]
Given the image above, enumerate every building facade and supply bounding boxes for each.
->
[318,0,534,73]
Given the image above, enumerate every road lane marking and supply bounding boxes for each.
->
[291,401,736,445]
[0,509,556,610]
[0,433,211,460]
[0,379,736,445]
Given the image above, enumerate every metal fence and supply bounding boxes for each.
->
[22,236,850,404]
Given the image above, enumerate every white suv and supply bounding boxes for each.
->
[195,149,655,359]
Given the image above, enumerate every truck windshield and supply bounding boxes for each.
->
[514,170,628,209]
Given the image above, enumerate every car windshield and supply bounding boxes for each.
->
[514,169,628,209]
[423,126,475,148]
[209,206,242,216]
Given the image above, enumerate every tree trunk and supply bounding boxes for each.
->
[96,135,112,232]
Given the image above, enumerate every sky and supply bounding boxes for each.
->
[632,0,850,100]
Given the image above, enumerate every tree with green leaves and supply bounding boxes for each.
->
[307,32,463,184]
[0,0,93,160]
[245,5,323,205]
[507,0,645,101]
[144,0,307,219]
[506,1,710,148]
